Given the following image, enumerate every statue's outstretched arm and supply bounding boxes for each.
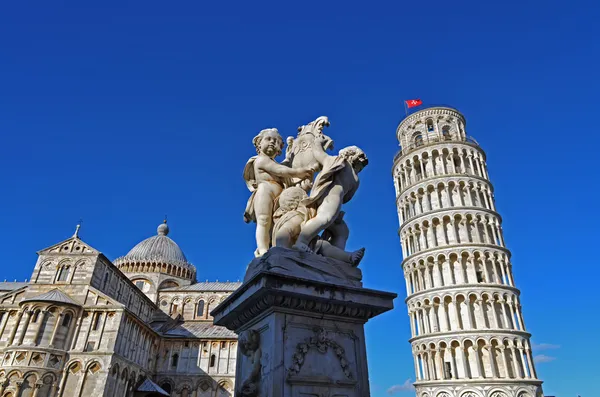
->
[260,160,311,179]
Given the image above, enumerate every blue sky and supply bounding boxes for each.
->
[1,1,598,396]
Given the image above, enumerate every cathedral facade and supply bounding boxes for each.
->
[0,221,240,397]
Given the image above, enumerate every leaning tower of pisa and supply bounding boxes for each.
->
[392,106,544,397]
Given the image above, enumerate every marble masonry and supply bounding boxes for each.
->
[0,222,240,397]
[392,106,544,397]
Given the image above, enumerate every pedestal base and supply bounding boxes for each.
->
[212,249,396,397]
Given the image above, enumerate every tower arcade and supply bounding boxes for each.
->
[392,106,543,397]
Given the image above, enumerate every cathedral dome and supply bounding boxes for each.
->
[114,221,196,281]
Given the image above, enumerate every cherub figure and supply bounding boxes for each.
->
[272,186,364,266]
[244,128,314,257]
[293,136,369,253]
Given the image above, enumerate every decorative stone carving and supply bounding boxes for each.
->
[273,187,364,266]
[238,330,262,397]
[288,327,353,380]
[243,116,368,262]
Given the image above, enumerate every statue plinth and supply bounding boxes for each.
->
[212,248,397,397]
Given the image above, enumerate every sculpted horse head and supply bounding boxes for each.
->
[288,116,334,171]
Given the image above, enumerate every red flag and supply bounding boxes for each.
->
[405,99,423,108]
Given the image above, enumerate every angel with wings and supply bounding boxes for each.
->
[243,128,314,257]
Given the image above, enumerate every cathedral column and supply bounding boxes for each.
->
[32,310,48,345]
[81,311,95,351]
[0,379,9,396]
[50,383,58,397]
[95,311,110,350]
[48,312,64,348]
[14,380,24,397]
[31,382,43,397]
[71,314,85,350]
[17,310,33,345]
[8,310,26,345]
[0,311,10,339]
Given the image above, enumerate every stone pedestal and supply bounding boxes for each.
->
[212,247,396,397]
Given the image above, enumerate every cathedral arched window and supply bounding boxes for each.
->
[161,383,172,394]
[62,313,72,327]
[31,310,40,323]
[426,119,434,132]
[210,354,216,367]
[171,353,179,368]
[103,272,110,289]
[196,300,205,318]
[57,266,71,282]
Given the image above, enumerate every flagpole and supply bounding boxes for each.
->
[404,101,408,117]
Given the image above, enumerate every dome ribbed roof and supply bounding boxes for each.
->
[114,221,194,271]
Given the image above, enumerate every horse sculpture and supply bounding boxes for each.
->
[284,116,334,191]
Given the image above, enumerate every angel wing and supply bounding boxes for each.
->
[243,156,259,192]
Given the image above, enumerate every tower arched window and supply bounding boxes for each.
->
[415,134,424,147]
[210,354,216,367]
[442,125,451,140]
[197,300,205,318]
[31,310,40,323]
[426,119,434,132]
[171,353,179,368]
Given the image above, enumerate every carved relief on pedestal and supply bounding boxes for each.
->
[287,327,353,380]
[238,329,261,397]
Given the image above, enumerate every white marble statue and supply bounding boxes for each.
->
[243,128,314,257]
[293,135,369,253]
[272,186,364,266]
[243,117,368,267]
